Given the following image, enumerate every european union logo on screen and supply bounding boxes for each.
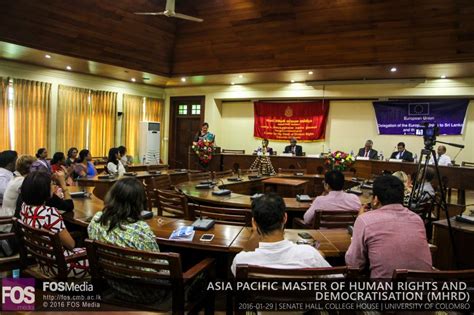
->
[408,103,430,116]
[1,278,35,311]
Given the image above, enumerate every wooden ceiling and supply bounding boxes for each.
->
[1,0,474,81]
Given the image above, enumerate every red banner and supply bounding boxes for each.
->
[253,101,329,141]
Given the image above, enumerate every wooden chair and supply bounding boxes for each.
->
[13,218,88,280]
[213,169,233,179]
[235,265,360,314]
[278,168,307,174]
[393,268,474,281]
[222,149,245,154]
[188,204,252,226]
[85,239,215,314]
[156,189,190,219]
[188,171,211,182]
[293,209,358,229]
[0,216,21,272]
[144,175,174,211]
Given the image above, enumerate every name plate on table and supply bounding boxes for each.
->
[306,154,321,158]
[389,158,403,163]
[280,153,293,157]
[356,156,370,161]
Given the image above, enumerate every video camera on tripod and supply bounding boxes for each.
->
[419,122,439,150]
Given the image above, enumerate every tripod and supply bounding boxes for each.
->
[409,144,457,268]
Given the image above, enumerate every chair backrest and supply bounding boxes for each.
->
[145,175,172,191]
[188,171,211,182]
[313,209,358,229]
[13,218,68,279]
[188,204,252,226]
[236,264,359,279]
[222,149,245,154]
[278,168,307,174]
[213,169,233,179]
[235,264,359,312]
[461,161,474,168]
[156,189,190,219]
[393,268,474,281]
[85,239,185,309]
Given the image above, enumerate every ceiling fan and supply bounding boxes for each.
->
[134,0,203,22]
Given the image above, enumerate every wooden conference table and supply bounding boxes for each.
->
[65,187,351,258]
[192,153,474,192]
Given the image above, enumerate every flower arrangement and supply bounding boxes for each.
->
[192,138,215,165]
[324,151,355,171]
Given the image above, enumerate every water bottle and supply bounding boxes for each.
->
[328,147,331,153]
[379,151,384,161]
[413,153,418,163]
[350,150,354,156]
[142,155,146,165]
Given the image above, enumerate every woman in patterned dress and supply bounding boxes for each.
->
[88,177,168,303]
[19,171,89,278]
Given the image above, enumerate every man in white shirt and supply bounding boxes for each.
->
[231,193,330,276]
[429,145,452,166]
[0,151,18,206]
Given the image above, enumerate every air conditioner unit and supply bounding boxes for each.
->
[139,121,161,164]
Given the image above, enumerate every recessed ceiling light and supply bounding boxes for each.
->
[308,71,313,75]
[66,66,72,70]
[231,82,235,85]
[390,67,397,72]
[131,78,136,82]
[181,77,186,82]
[239,75,243,78]
[440,75,447,79]
[45,54,51,59]
[291,80,295,83]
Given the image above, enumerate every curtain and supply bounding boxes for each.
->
[56,85,90,153]
[144,97,163,122]
[13,79,51,155]
[121,94,143,159]
[0,78,11,151]
[90,91,117,157]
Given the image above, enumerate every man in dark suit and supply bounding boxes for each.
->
[284,138,303,156]
[390,142,414,162]
[357,140,378,160]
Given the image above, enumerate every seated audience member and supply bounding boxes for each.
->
[231,193,330,276]
[66,147,78,166]
[254,138,273,155]
[283,138,303,156]
[16,171,74,214]
[303,170,361,225]
[74,149,97,178]
[106,148,126,176]
[118,145,130,166]
[88,177,167,303]
[51,152,68,173]
[30,148,52,174]
[429,145,452,166]
[357,140,378,160]
[345,175,432,278]
[0,150,18,205]
[421,167,435,201]
[1,155,36,229]
[19,172,88,278]
[390,142,414,162]
[392,171,412,206]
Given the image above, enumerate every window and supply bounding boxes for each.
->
[178,104,187,115]
[191,104,201,115]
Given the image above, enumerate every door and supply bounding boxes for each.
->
[169,96,205,169]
